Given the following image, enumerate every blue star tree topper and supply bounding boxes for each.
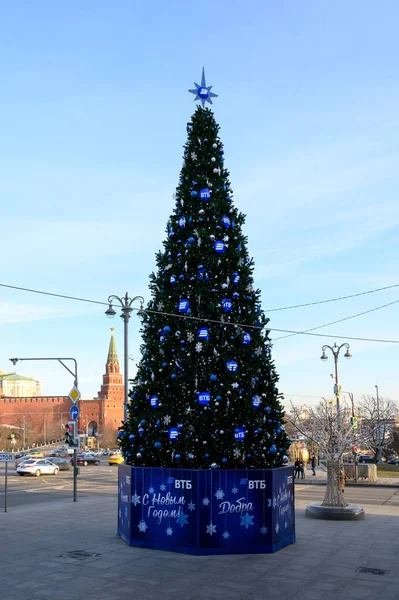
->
[188,68,218,107]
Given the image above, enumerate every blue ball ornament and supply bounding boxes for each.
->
[210,374,217,382]
[199,188,212,201]
[190,190,198,197]
[222,457,228,464]
[140,419,146,425]
[232,292,239,300]
[154,441,162,449]
[179,274,184,280]
[243,332,251,345]
[162,362,167,367]
[214,240,225,254]
[129,434,135,441]
[269,445,277,454]
[226,360,238,373]
[150,395,159,408]
[222,215,230,228]
[234,427,245,442]
[188,236,195,244]
[198,391,211,406]
[221,298,232,312]
[178,299,190,313]
[252,395,261,408]
[164,325,171,333]
[170,275,177,285]
[179,216,186,228]
[197,327,209,340]
[171,373,177,379]
[216,395,222,401]
[168,428,179,440]
[232,272,240,286]
[174,453,181,461]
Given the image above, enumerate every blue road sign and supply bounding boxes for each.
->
[70,405,79,420]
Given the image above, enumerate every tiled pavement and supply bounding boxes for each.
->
[1,493,399,600]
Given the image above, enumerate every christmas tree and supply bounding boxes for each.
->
[119,71,289,470]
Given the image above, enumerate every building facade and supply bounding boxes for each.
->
[0,329,124,445]
[0,372,41,397]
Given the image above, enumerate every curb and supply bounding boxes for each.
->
[295,481,399,489]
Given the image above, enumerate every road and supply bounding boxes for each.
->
[1,461,399,510]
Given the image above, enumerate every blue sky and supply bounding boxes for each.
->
[1,1,398,407]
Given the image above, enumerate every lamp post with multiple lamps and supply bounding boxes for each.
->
[105,293,145,424]
[320,343,352,430]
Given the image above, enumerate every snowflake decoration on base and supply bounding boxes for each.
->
[166,527,173,536]
[138,520,148,533]
[206,522,217,536]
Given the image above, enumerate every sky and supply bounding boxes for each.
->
[1,1,399,408]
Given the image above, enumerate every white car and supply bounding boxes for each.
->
[17,459,59,477]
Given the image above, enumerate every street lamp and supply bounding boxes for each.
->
[320,343,352,429]
[8,356,79,502]
[105,293,145,423]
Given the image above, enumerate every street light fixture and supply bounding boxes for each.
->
[105,293,145,423]
[320,343,352,429]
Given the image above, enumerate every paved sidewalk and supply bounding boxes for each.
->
[1,493,399,600]
[295,468,399,487]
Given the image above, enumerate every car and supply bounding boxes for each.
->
[17,459,59,477]
[15,451,32,460]
[46,457,71,471]
[72,453,101,466]
[15,454,40,466]
[358,454,376,464]
[109,452,124,466]
[387,456,399,465]
[49,450,69,458]
[25,450,44,458]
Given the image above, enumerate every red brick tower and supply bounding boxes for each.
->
[98,328,124,429]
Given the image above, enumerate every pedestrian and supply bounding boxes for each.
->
[300,460,305,479]
[294,458,301,479]
[311,455,316,476]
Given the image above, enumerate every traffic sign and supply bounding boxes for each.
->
[0,453,15,462]
[69,386,81,404]
[70,405,79,420]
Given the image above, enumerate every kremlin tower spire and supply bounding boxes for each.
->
[106,328,120,374]
[97,328,124,427]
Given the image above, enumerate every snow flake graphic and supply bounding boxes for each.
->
[148,486,155,494]
[195,342,203,352]
[164,415,171,426]
[157,301,164,311]
[131,492,141,506]
[275,523,280,534]
[191,152,197,160]
[160,484,166,492]
[202,497,210,506]
[188,502,196,511]
[222,531,230,540]
[231,487,238,495]
[273,496,277,508]
[267,498,272,507]
[138,520,148,533]
[206,522,217,536]
[255,347,262,356]
[240,512,255,530]
[260,526,268,535]
[233,448,241,458]
[164,263,172,271]
[231,382,239,389]
[166,527,173,536]
[215,488,225,500]
[175,510,189,528]
[187,332,195,342]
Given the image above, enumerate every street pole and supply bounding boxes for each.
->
[320,343,351,432]
[106,293,145,424]
[9,356,79,502]
[334,353,340,429]
[375,384,382,464]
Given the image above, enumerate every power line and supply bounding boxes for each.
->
[273,298,399,341]
[1,282,399,343]
[265,282,399,312]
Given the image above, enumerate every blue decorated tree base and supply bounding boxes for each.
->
[118,465,295,555]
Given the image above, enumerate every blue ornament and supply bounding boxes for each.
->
[210,374,217,382]
[171,373,177,380]
[168,230,175,238]
[178,299,190,313]
[179,274,184,280]
[163,326,171,333]
[138,427,144,436]
[150,395,159,408]
[252,395,261,408]
[140,419,146,425]
[168,427,179,440]
[170,275,177,285]
[216,395,222,401]
[226,360,238,373]
[198,327,209,340]
[199,188,212,201]
[187,236,195,244]
[222,457,228,464]
[214,240,225,254]
[174,454,181,460]
[232,272,240,286]
[190,190,198,197]
[187,308,192,315]
[243,332,251,345]
[198,391,211,406]
[128,433,135,441]
[221,298,232,312]
[154,441,162,449]
[179,216,186,228]
[232,291,239,300]
[269,445,277,454]
[222,215,230,228]
[234,427,245,442]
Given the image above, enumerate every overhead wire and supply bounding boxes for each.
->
[1,282,399,344]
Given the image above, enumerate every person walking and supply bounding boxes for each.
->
[300,459,305,479]
[311,455,316,476]
[294,458,301,479]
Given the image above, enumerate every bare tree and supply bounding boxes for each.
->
[289,400,354,507]
[357,395,398,460]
